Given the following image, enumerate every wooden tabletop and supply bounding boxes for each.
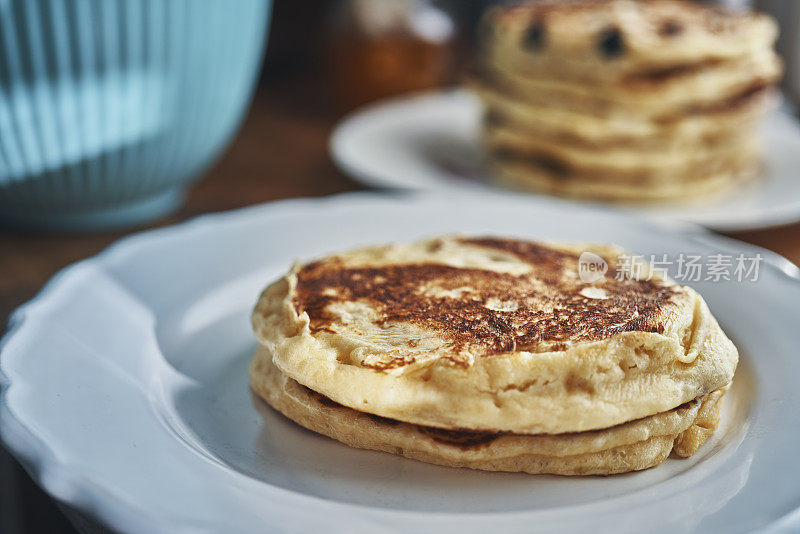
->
[0,83,798,532]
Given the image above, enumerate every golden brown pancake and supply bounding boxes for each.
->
[251,237,738,435]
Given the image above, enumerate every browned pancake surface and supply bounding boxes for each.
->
[293,238,677,367]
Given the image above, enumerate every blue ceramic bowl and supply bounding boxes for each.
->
[0,0,271,231]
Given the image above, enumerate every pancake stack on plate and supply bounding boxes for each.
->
[471,0,782,202]
[250,237,738,475]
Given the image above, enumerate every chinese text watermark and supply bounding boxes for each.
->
[578,253,762,283]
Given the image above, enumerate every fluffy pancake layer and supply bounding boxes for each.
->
[251,346,727,476]
[251,237,738,435]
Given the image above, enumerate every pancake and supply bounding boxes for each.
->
[251,347,727,476]
[484,132,760,201]
[470,0,780,202]
[251,237,738,435]
[484,124,759,174]
[473,78,777,143]
[477,49,782,120]
[489,156,758,203]
[481,103,763,152]
[481,0,779,83]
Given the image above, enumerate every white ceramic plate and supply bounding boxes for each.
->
[2,192,800,534]
[331,90,800,232]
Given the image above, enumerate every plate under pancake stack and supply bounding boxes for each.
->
[472,0,783,202]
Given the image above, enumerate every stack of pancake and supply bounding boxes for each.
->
[250,237,738,475]
[472,0,782,202]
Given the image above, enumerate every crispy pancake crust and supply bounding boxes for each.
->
[251,347,727,476]
[293,240,678,358]
[251,237,738,434]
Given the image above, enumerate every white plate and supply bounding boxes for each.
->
[2,192,800,534]
[331,90,800,232]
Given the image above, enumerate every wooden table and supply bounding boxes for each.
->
[0,86,798,533]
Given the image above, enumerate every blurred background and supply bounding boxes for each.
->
[1,0,798,532]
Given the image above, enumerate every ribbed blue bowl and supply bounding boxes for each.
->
[0,0,271,231]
